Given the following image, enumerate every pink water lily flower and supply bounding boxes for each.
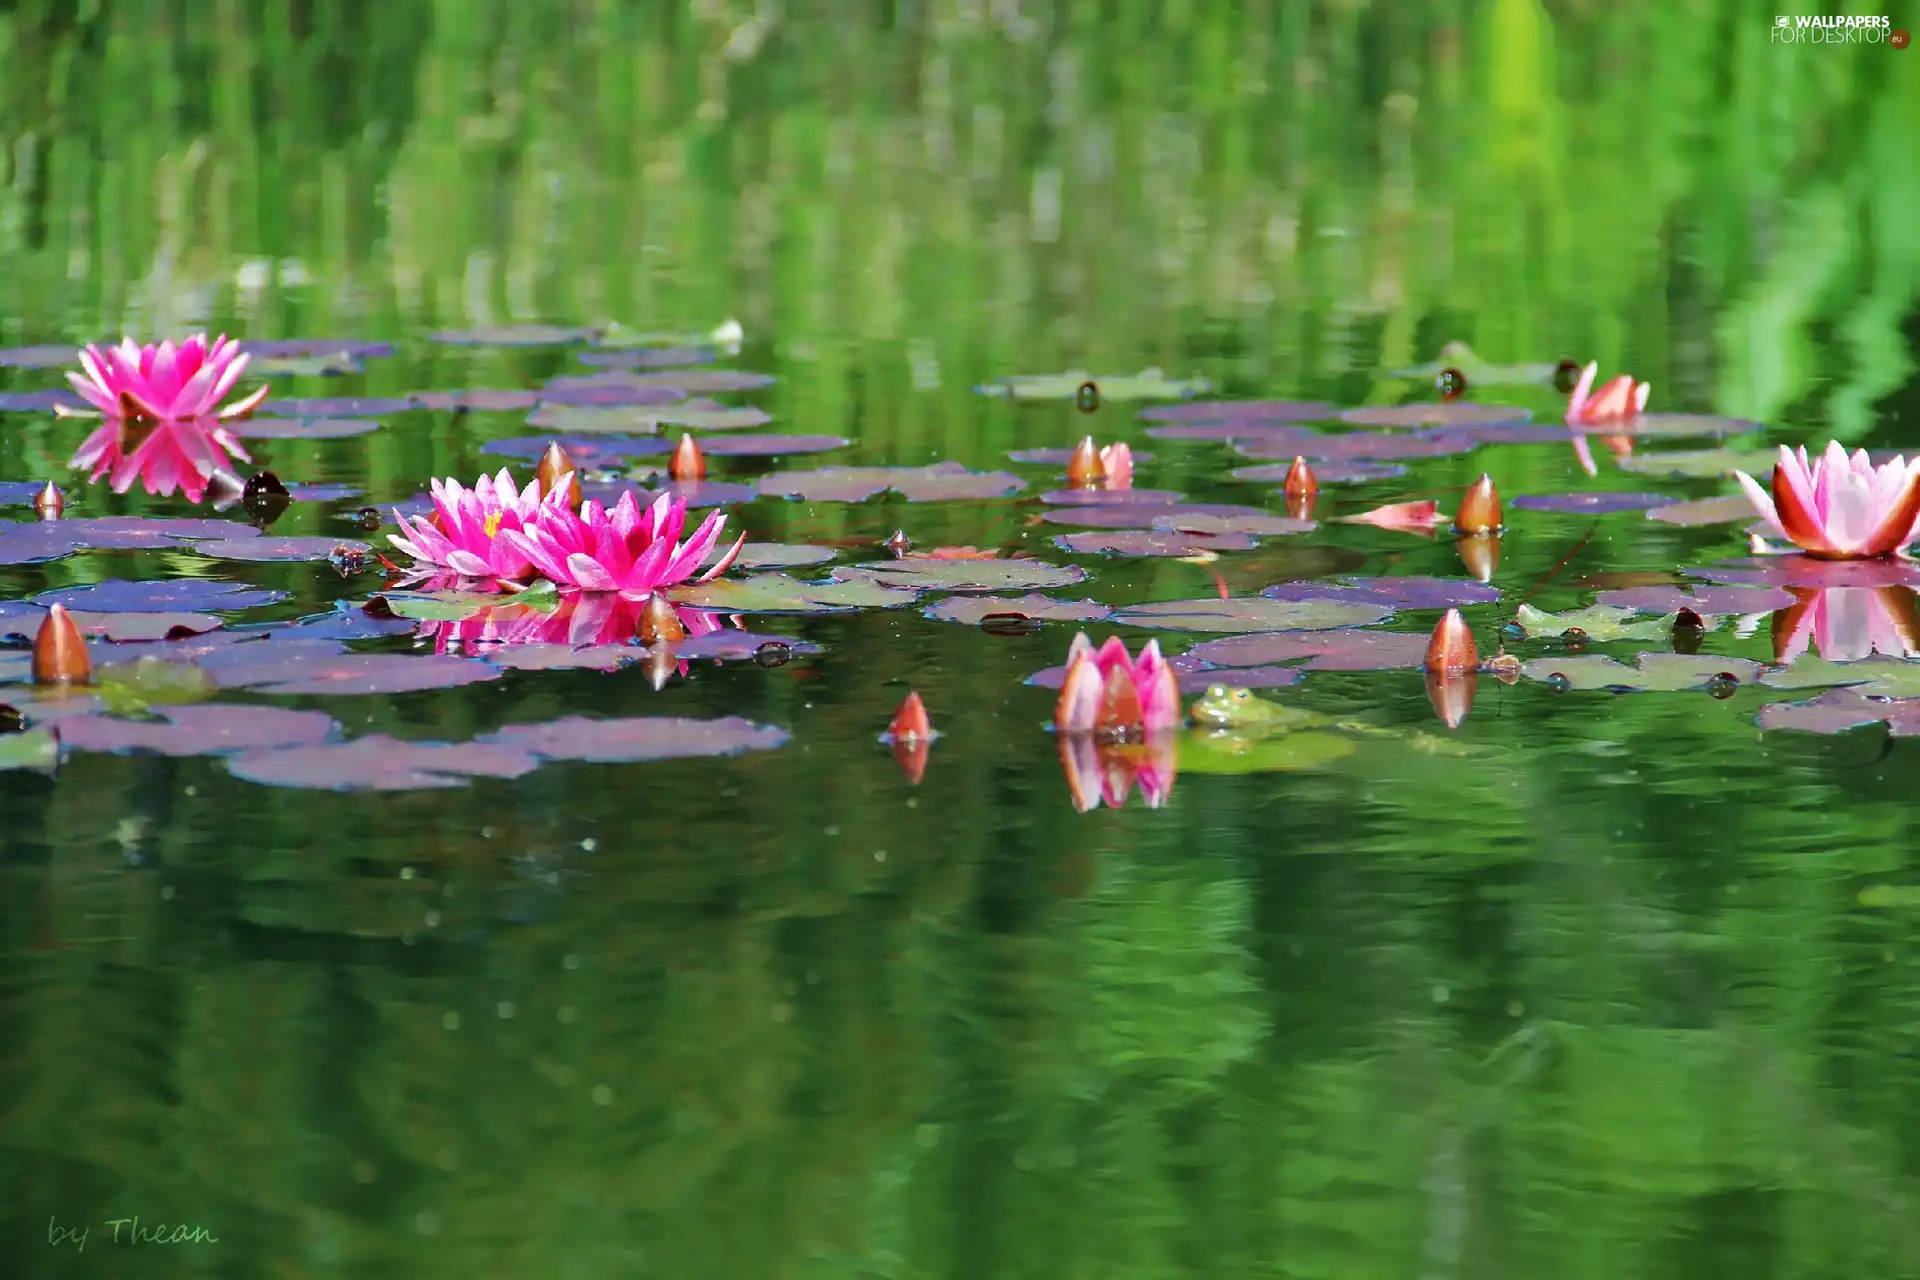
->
[1053,633,1182,738]
[62,335,269,422]
[389,468,576,582]
[505,489,746,599]
[69,416,252,502]
[1564,361,1650,426]
[1735,442,1920,560]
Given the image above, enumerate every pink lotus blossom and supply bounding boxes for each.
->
[1101,443,1134,489]
[1772,585,1920,664]
[1735,442,1920,560]
[1053,633,1182,738]
[62,335,269,422]
[389,469,576,582]
[505,490,746,600]
[68,416,252,502]
[1564,361,1650,426]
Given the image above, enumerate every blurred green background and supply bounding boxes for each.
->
[3,1,1920,1276]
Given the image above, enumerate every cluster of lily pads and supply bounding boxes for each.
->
[4,328,1919,801]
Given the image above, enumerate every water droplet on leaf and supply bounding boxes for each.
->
[1437,368,1467,401]
[1076,381,1100,413]
[1545,672,1572,693]
[356,506,382,531]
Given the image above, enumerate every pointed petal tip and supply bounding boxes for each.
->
[887,690,933,743]
[1452,474,1502,536]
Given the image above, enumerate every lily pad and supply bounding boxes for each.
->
[668,572,921,614]
[251,353,365,378]
[1390,344,1561,386]
[478,715,790,762]
[1513,602,1713,643]
[1178,730,1358,774]
[924,594,1113,625]
[0,389,85,412]
[1013,448,1158,466]
[0,729,59,771]
[660,433,847,456]
[244,339,397,361]
[1149,511,1314,538]
[1185,629,1431,671]
[1646,495,1759,526]
[1054,530,1258,556]
[536,378,710,410]
[430,325,598,347]
[0,605,220,643]
[263,396,415,418]
[1518,653,1764,691]
[1110,598,1393,634]
[1509,491,1667,514]
[977,369,1209,401]
[209,652,505,696]
[1233,429,1470,463]
[91,657,220,714]
[1339,403,1533,429]
[1592,585,1796,615]
[229,735,540,790]
[482,434,669,465]
[380,586,555,623]
[56,704,336,757]
[0,344,83,369]
[0,516,258,565]
[1618,448,1771,479]
[1039,488,1186,506]
[1757,688,1920,736]
[412,389,550,413]
[1137,399,1338,424]
[187,537,371,563]
[229,417,384,440]
[1040,502,1273,530]
[1756,656,1920,697]
[1228,460,1410,484]
[576,345,716,368]
[712,542,838,570]
[1571,413,1759,438]
[1262,576,1503,610]
[32,579,285,613]
[836,558,1088,592]
[522,403,681,432]
[482,645,636,672]
[758,463,1026,503]
[608,480,759,509]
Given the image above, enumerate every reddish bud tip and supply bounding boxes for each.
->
[1423,608,1479,673]
[1453,474,1503,536]
[887,691,932,742]
[32,604,91,685]
[1455,533,1499,584]
[537,442,583,510]
[32,481,63,520]
[670,433,707,482]
[1066,436,1105,488]
[890,736,932,785]
[1282,456,1319,499]
[637,593,688,646]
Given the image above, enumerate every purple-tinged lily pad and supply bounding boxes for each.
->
[231,417,383,440]
[1229,460,1409,484]
[0,389,85,412]
[836,558,1089,593]
[1055,530,1258,556]
[669,572,920,614]
[577,345,716,368]
[243,339,397,361]
[1150,511,1314,537]
[482,434,669,465]
[211,652,504,696]
[1619,449,1771,479]
[1186,628,1430,671]
[229,735,539,790]
[1039,488,1185,506]
[1340,403,1533,429]
[0,344,80,368]
[1111,598,1393,634]
[606,479,759,509]
[672,630,821,661]
[413,389,548,413]
[1012,448,1158,467]
[1041,501,1276,530]
[979,370,1209,402]
[1571,413,1760,438]
[533,378,699,410]
[1646,495,1758,526]
[187,536,371,563]
[1757,688,1920,736]
[924,594,1113,625]
[116,629,351,670]
[262,396,415,418]
[285,483,363,502]
[1144,421,1326,443]
[1756,656,1920,697]
[0,482,48,504]
[1233,430,1470,463]
[0,516,259,564]
[32,579,285,613]
[1520,653,1765,691]
[430,325,598,347]
[1426,422,1578,448]
[482,644,635,672]
[1690,557,1920,592]
[0,604,220,642]
[1593,584,1796,615]
[759,462,1026,503]
[679,433,847,456]
[480,714,790,762]
[1138,399,1338,424]
[1509,491,1667,514]
[56,704,339,757]
[522,402,687,432]
[708,542,837,570]
[1262,576,1503,610]
[549,369,774,395]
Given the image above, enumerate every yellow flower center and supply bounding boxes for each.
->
[483,512,503,540]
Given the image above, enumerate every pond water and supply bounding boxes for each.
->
[4,5,1920,1277]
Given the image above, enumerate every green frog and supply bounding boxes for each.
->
[1182,683,1480,774]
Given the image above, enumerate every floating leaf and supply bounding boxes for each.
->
[837,558,1088,592]
[1339,403,1533,429]
[1137,399,1338,424]
[1509,491,1667,514]
[605,479,758,508]
[1571,413,1760,438]
[478,715,790,762]
[210,652,505,696]
[1689,556,1920,591]
[264,396,414,418]
[1645,495,1759,526]
[0,344,82,369]
[1012,448,1157,466]
[1039,501,1273,530]
[228,417,383,440]
[0,516,259,565]
[379,588,546,623]
[229,735,539,790]
[1149,511,1314,537]
[535,377,706,409]
[430,325,598,346]
[0,389,85,412]
[57,703,335,757]
[523,403,675,432]
[1177,730,1358,774]
[1592,585,1796,615]
[924,593,1112,625]
[91,657,219,714]
[1110,598,1392,634]
[1390,344,1561,386]
[1039,488,1186,506]
[650,433,847,457]
[668,572,920,614]
[1513,602,1714,643]
[1185,628,1430,670]
[244,339,397,361]
[1054,529,1258,556]
[251,353,365,378]
[32,579,285,613]
[482,434,668,465]
[413,389,549,412]
[0,729,59,771]
[1519,653,1764,691]
[977,369,1209,401]
[1262,576,1502,610]
[758,462,1026,503]
[0,605,220,643]
[1228,460,1409,484]
[674,630,820,661]
[187,536,371,563]
[1233,429,1470,463]
[1757,688,1920,736]
[1618,448,1771,478]
[710,542,837,570]
[576,345,715,368]
[1757,655,1920,697]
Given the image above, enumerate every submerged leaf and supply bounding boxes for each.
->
[57,704,336,757]
[1262,576,1502,610]
[92,657,219,714]
[229,735,539,790]
[0,728,59,771]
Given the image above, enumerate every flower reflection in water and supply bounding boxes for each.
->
[68,415,251,503]
[409,586,730,680]
[1056,731,1177,813]
[1770,585,1920,664]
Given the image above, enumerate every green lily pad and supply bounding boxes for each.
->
[525,401,773,433]
[1178,729,1358,773]
[1111,598,1392,634]
[1389,343,1561,386]
[1645,495,1760,527]
[1757,655,1920,697]
[0,728,59,772]
[667,572,921,614]
[833,558,1089,593]
[976,368,1211,402]
[1514,602,1717,643]
[1618,449,1771,479]
[93,657,219,715]
[252,353,364,378]
[379,581,559,622]
[1519,653,1763,691]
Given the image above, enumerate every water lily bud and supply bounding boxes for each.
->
[537,442,583,510]
[886,691,933,743]
[670,433,706,482]
[1100,443,1134,489]
[1285,491,1316,520]
[1054,650,1103,734]
[637,593,687,646]
[882,529,913,557]
[32,482,62,520]
[1282,456,1319,500]
[1423,608,1478,673]
[1455,534,1499,584]
[1066,436,1105,488]
[1093,663,1143,740]
[32,604,91,685]
[1424,671,1477,729]
[1453,474,1503,536]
